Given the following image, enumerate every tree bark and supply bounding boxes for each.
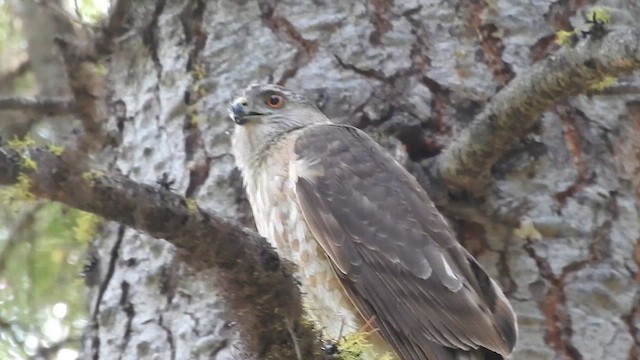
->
[4,0,640,359]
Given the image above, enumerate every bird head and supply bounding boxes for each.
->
[229,84,330,155]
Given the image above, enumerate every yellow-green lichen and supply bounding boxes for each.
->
[586,6,611,25]
[0,173,36,205]
[588,75,616,91]
[90,62,109,77]
[8,135,35,150]
[20,157,37,170]
[191,63,207,81]
[555,30,577,46]
[15,173,35,202]
[335,332,394,360]
[339,332,370,359]
[47,144,65,156]
[190,114,203,126]
[187,84,207,105]
[378,353,395,360]
[186,198,198,212]
[82,170,103,187]
[186,105,201,122]
[73,210,102,243]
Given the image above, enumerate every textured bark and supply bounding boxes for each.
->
[4,0,640,359]
[429,27,640,193]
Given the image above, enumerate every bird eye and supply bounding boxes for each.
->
[265,94,284,109]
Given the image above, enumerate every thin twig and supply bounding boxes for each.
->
[0,202,44,273]
[0,60,31,86]
[0,316,25,348]
[31,337,81,360]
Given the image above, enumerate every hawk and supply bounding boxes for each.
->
[229,84,517,360]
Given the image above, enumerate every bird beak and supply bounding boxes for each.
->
[228,96,250,125]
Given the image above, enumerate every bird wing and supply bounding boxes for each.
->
[291,124,517,359]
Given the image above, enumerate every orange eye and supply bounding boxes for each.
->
[265,94,285,109]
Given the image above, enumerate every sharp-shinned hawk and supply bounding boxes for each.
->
[229,84,517,360]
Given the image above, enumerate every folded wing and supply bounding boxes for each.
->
[292,124,517,360]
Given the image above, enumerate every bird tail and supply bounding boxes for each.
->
[454,348,505,360]
[410,340,507,360]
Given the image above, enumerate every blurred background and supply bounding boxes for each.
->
[0,1,107,359]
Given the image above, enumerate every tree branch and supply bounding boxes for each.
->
[0,60,30,89]
[586,82,640,96]
[428,27,640,193]
[106,0,132,38]
[0,147,325,359]
[0,97,75,116]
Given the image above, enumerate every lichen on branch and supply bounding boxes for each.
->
[428,26,640,194]
[0,145,328,359]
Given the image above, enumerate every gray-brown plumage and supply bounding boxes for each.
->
[229,84,517,360]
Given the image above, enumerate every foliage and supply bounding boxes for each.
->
[76,0,108,24]
[0,203,94,359]
[0,0,22,52]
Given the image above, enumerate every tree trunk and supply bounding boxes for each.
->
[37,0,640,359]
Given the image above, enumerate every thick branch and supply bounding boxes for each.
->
[586,82,640,96]
[0,96,75,115]
[0,147,325,359]
[430,27,640,192]
[106,0,132,37]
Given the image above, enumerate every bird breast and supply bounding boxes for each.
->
[239,134,364,342]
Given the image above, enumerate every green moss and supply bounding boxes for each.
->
[73,211,102,243]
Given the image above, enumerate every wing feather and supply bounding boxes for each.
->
[292,124,517,359]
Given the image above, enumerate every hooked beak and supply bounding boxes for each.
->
[228,96,264,125]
